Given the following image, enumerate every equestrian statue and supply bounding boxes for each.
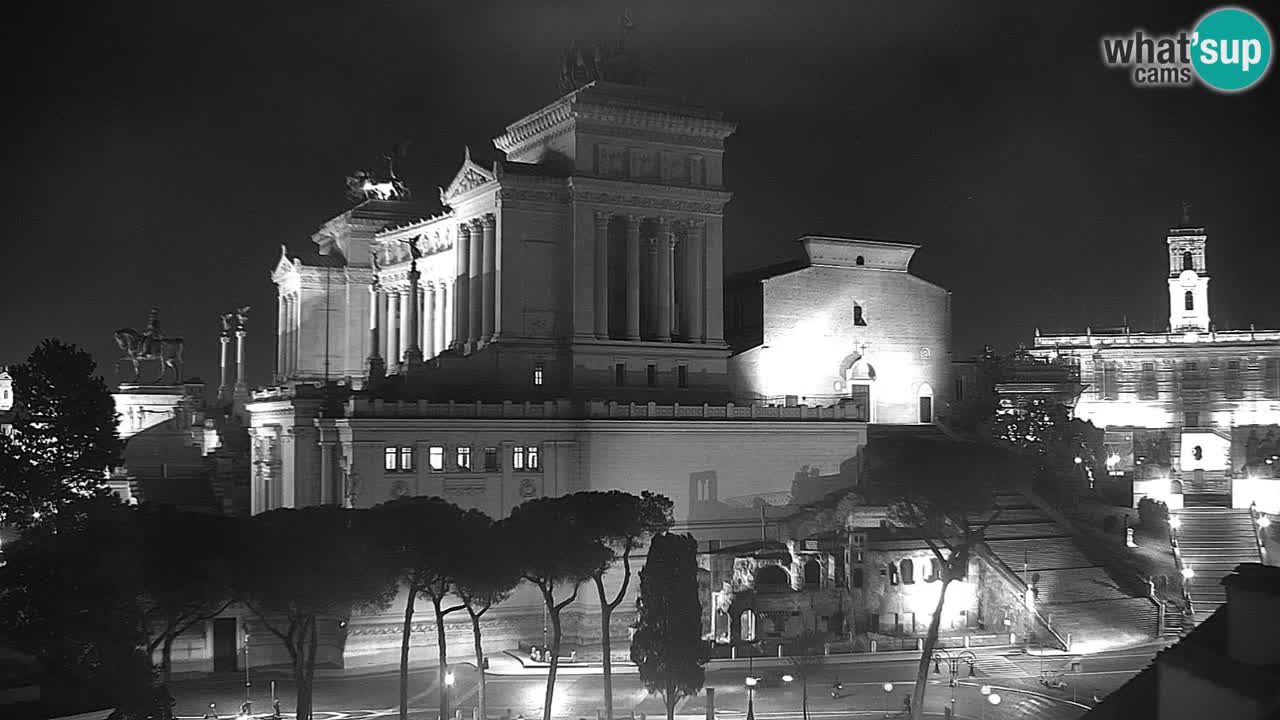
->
[115,307,185,384]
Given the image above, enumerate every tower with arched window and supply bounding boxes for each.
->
[1167,225,1210,333]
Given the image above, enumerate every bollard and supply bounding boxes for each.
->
[824,643,830,656]
[870,639,878,653]
[916,638,923,651]
[731,646,737,660]
[778,644,784,658]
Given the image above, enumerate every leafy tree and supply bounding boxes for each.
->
[454,513,522,720]
[785,630,825,720]
[137,505,235,714]
[572,490,674,720]
[867,434,1030,720]
[374,496,477,720]
[502,495,612,720]
[235,507,397,720]
[0,339,123,528]
[630,533,707,720]
[0,495,155,717]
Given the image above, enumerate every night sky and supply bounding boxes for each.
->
[3,1,1277,390]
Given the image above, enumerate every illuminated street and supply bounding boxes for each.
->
[170,642,1168,720]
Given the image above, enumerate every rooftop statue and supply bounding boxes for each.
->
[115,307,185,384]
[559,9,649,94]
[345,140,412,203]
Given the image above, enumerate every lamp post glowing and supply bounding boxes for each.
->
[1181,565,1195,580]
[443,668,455,720]
[1258,515,1271,529]
[1169,515,1182,531]
[242,632,251,717]
[882,682,893,717]
[745,675,758,720]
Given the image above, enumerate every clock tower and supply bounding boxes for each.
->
[1167,224,1210,333]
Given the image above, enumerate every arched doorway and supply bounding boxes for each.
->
[803,559,821,587]
[755,564,790,590]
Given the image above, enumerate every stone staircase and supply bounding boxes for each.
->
[1174,506,1262,624]
[1178,469,1232,506]
[976,493,1161,648]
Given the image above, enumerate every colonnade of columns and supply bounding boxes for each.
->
[592,212,714,343]
[455,214,498,351]
[371,278,455,373]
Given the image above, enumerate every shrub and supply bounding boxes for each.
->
[1138,497,1170,528]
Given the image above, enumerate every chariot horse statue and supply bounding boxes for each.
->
[114,308,185,384]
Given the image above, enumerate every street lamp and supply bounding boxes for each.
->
[1258,515,1272,529]
[1169,515,1182,531]
[882,682,893,717]
[1181,565,1195,580]
[242,633,251,717]
[444,668,456,720]
[745,675,758,720]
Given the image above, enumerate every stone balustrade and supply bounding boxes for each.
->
[338,398,869,421]
[1036,328,1280,348]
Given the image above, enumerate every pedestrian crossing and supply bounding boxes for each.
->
[970,654,1033,679]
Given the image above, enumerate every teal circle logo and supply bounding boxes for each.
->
[1192,7,1273,92]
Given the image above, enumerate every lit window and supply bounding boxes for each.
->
[533,362,544,386]
[646,364,657,387]
[456,446,472,471]
[514,445,541,471]
[677,365,688,388]
[428,446,444,472]
[384,447,397,471]
[399,447,414,472]
[484,447,499,471]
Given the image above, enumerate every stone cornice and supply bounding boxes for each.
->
[569,177,732,216]
[494,100,575,154]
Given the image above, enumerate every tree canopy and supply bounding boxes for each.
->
[631,532,707,720]
[0,339,123,527]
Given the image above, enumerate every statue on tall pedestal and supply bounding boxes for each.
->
[115,308,184,384]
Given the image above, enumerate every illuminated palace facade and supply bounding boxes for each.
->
[1031,223,1280,511]
[231,81,964,671]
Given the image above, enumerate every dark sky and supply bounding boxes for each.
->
[3,1,1277,390]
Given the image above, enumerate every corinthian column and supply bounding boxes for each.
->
[218,333,231,402]
[656,218,674,343]
[468,218,483,347]
[234,329,247,393]
[594,211,610,338]
[386,291,400,372]
[454,224,471,350]
[481,214,497,342]
[367,284,385,382]
[625,215,641,341]
[399,287,415,367]
[682,220,705,342]
[404,264,422,367]
[276,296,286,381]
[424,283,436,358]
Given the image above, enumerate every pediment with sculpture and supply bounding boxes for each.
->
[441,147,496,203]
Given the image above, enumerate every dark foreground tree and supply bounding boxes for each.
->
[631,533,707,720]
[503,495,611,720]
[0,339,123,528]
[574,490,673,720]
[236,507,397,720]
[138,505,235,716]
[785,630,826,720]
[454,513,522,720]
[0,495,155,717]
[374,496,477,720]
[866,434,1031,720]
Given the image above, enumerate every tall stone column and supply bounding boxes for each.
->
[468,218,483,347]
[438,284,450,352]
[646,235,661,341]
[234,329,248,394]
[399,286,417,367]
[424,283,436,358]
[288,295,299,377]
[704,216,725,344]
[454,224,470,350]
[275,298,286,382]
[387,291,401,372]
[656,218,675,343]
[367,285,384,382]
[481,214,497,342]
[218,333,231,402]
[682,220,705,342]
[625,215,641,341]
[593,211,611,338]
[404,264,423,367]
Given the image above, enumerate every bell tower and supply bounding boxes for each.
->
[1167,207,1210,333]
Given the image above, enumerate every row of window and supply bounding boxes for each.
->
[384,444,541,473]
[615,363,689,388]
[1096,358,1280,400]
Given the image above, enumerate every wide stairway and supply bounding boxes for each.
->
[1178,469,1232,507]
[979,493,1160,648]
[1175,506,1261,624]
